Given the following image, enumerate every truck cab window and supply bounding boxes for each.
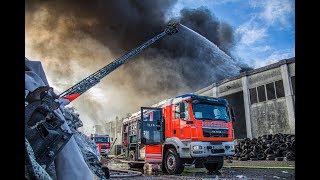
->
[175,102,189,120]
[141,110,163,144]
[174,104,180,119]
[180,102,189,120]
[192,103,230,122]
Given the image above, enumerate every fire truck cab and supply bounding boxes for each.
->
[91,134,111,156]
[122,94,236,174]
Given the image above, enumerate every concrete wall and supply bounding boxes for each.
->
[248,68,282,89]
[247,64,293,137]
[105,118,123,155]
[200,89,213,97]
[218,79,243,97]
[288,63,295,76]
[250,98,291,137]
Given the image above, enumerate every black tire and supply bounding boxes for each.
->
[264,148,274,155]
[204,158,223,173]
[128,151,136,161]
[266,154,275,160]
[249,151,257,158]
[286,151,295,161]
[250,157,258,161]
[240,157,247,161]
[275,157,283,161]
[164,148,184,174]
[161,161,167,173]
[257,153,266,160]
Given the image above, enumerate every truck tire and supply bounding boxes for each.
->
[204,157,224,173]
[161,162,168,173]
[164,148,184,174]
[129,151,136,161]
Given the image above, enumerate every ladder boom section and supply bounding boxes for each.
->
[60,22,179,102]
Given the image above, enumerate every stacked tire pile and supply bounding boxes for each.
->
[233,134,295,161]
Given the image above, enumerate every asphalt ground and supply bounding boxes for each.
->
[106,159,295,179]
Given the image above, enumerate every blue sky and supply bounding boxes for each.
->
[167,0,295,68]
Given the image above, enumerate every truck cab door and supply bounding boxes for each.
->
[140,107,164,145]
[139,107,164,163]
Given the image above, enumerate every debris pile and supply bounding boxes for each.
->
[25,59,109,179]
[233,134,295,161]
[62,106,109,179]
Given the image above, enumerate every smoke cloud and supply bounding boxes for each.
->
[25,0,242,134]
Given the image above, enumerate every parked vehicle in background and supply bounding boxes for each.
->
[91,134,111,157]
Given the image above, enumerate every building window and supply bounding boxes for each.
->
[275,80,285,98]
[257,85,266,102]
[291,76,295,95]
[266,82,276,100]
[249,88,258,104]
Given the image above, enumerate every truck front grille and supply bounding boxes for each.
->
[211,149,225,153]
[203,128,229,138]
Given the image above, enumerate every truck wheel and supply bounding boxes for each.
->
[164,148,184,174]
[161,162,167,173]
[128,151,136,161]
[204,158,224,173]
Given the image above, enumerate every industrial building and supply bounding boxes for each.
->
[195,57,295,139]
[105,117,123,155]
[105,57,295,154]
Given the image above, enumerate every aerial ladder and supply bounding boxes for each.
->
[59,22,179,102]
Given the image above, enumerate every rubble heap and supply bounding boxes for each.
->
[62,106,108,179]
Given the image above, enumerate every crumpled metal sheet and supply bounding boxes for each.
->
[71,128,107,179]
[60,101,107,179]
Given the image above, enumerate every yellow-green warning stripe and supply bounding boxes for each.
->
[224,166,295,169]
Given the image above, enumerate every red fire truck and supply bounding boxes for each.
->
[122,94,236,174]
[91,134,111,156]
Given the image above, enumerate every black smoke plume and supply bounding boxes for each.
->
[26,0,243,133]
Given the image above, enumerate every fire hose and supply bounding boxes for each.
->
[101,153,142,178]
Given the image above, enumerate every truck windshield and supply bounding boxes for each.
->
[94,137,109,143]
[192,103,230,122]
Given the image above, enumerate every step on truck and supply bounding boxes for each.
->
[122,94,236,174]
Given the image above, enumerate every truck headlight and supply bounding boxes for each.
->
[193,145,202,150]
[225,145,234,150]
